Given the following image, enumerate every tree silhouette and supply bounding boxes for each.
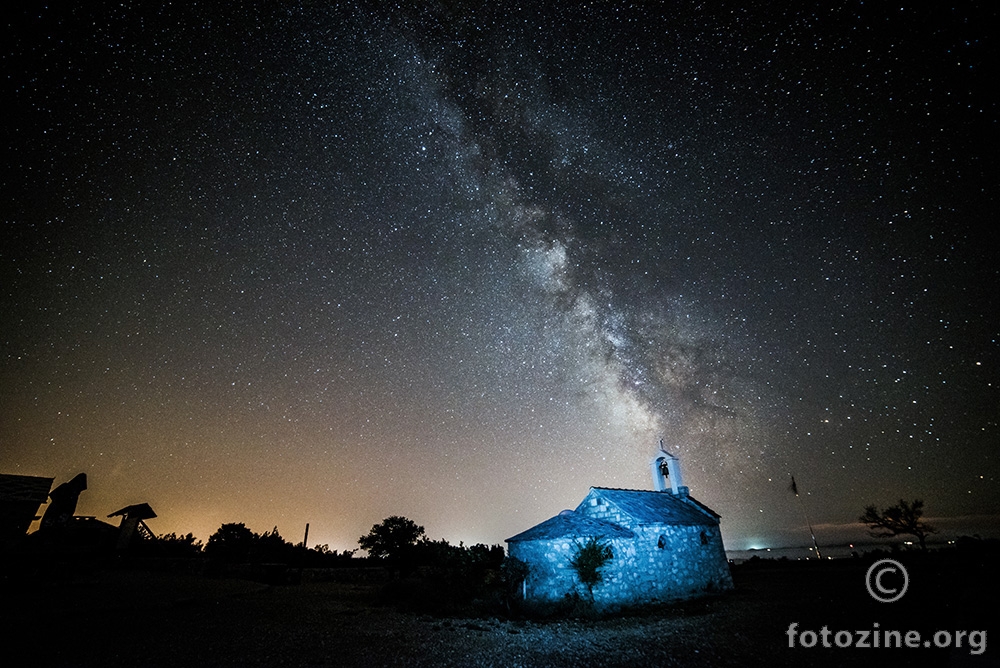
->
[570,537,613,599]
[859,499,937,551]
[205,522,255,563]
[358,516,425,576]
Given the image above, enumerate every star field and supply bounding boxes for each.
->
[2,1,996,551]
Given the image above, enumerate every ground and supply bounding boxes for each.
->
[2,553,994,667]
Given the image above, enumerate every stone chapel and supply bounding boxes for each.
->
[505,443,733,610]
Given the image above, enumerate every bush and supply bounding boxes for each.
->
[155,532,203,558]
[205,523,256,563]
[570,537,613,597]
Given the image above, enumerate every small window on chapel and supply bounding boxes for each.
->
[657,534,667,549]
[700,531,710,545]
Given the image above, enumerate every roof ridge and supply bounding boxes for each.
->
[586,486,721,522]
[591,485,705,501]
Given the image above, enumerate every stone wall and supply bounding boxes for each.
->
[508,535,633,606]
[509,523,733,611]
[613,524,734,604]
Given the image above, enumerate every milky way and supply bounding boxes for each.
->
[2,2,996,550]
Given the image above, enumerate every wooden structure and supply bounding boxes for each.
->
[0,474,53,542]
[108,503,157,550]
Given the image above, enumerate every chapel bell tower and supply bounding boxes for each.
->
[650,440,687,496]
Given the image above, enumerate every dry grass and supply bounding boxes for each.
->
[3,553,994,667]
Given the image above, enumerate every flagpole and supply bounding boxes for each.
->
[790,475,823,559]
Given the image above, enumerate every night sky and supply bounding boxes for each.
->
[2,1,996,553]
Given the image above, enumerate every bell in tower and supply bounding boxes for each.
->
[650,440,687,496]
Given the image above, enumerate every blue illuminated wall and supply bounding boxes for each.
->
[507,486,734,610]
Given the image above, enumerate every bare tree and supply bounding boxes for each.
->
[859,499,937,551]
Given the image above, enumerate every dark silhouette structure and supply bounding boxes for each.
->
[29,473,120,553]
[108,503,157,550]
[39,473,88,530]
[0,474,53,542]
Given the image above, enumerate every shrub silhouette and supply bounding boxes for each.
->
[155,532,203,558]
[205,523,296,564]
[570,537,613,598]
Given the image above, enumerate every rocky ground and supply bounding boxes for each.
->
[3,553,994,667]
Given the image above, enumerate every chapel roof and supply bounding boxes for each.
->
[506,509,635,543]
[583,487,721,526]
